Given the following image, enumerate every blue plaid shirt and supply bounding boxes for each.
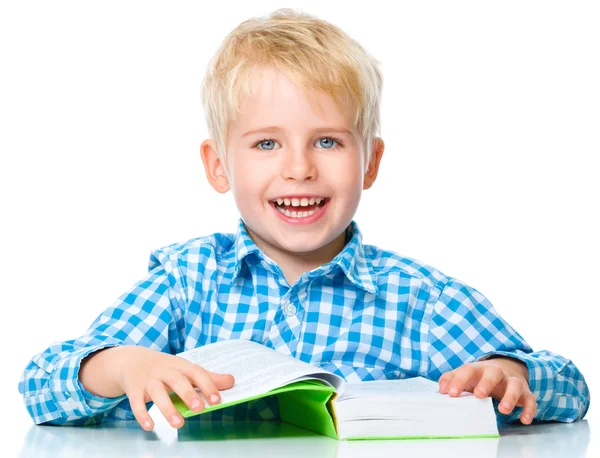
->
[19,218,590,426]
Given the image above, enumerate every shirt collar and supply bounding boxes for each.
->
[231,218,379,295]
[232,218,261,272]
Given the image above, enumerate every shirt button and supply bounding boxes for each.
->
[285,304,297,317]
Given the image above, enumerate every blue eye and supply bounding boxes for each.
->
[254,137,342,151]
[256,139,279,151]
[316,137,338,149]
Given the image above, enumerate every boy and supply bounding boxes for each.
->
[19,8,589,431]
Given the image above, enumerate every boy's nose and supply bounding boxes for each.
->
[281,149,318,181]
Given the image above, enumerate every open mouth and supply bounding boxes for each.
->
[269,197,330,219]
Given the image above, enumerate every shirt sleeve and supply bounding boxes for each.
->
[425,277,590,424]
[18,263,188,426]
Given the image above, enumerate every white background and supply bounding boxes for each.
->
[1,0,598,454]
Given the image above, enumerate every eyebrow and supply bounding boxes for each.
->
[242,126,354,137]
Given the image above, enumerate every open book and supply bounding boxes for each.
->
[170,339,499,440]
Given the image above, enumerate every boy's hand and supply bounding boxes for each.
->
[87,345,235,431]
[438,357,536,425]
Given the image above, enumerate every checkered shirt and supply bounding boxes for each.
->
[19,218,590,426]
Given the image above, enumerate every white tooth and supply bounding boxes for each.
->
[300,198,309,207]
[291,198,300,207]
[315,198,322,204]
[284,198,291,206]
[276,198,284,205]
[279,206,322,219]
[308,198,315,205]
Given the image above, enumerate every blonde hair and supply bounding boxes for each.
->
[201,8,383,164]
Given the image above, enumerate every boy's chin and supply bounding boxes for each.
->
[259,229,331,254]
[270,228,346,256]
[276,239,329,255]
[244,213,347,255]
[262,229,317,248]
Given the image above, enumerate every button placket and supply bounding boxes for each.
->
[285,303,297,317]
[281,295,297,317]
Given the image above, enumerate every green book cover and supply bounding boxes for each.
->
[172,380,339,439]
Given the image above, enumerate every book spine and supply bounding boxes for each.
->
[277,386,338,439]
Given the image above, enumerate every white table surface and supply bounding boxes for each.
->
[12,416,595,458]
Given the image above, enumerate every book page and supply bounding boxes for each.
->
[337,376,444,401]
[333,376,498,437]
[175,339,343,406]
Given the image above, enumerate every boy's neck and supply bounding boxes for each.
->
[244,225,348,287]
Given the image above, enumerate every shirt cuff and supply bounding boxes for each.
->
[50,344,128,424]
[477,350,554,424]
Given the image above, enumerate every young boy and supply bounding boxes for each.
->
[19,8,589,431]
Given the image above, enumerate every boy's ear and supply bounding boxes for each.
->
[200,139,230,193]
[363,137,385,190]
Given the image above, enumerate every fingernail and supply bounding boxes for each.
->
[449,386,458,396]
[191,399,202,410]
[144,420,152,430]
[501,402,511,410]
[210,393,220,404]
[439,382,447,392]
[171,414,181,426]
[523,414,532,423]
[477,387,487,396]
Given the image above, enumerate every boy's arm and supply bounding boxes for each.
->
[424,277,590,424]
[18,264,187,426]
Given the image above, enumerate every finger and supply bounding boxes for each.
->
[205,370,236,390]
[498,376,523,415]
[446,365,477,397]
[438,370,457,394]
[172,355,235,389]
[128,390,154,431]
[473,364,504,399]
[146,379,185,429]
[164,369,205,413]
[184,367,228,405]
[186,365,235,404]
[519,392,537,424]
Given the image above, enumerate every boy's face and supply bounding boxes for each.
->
[201,66,384,263]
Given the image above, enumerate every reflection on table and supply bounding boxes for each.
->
[18,417,591,458]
